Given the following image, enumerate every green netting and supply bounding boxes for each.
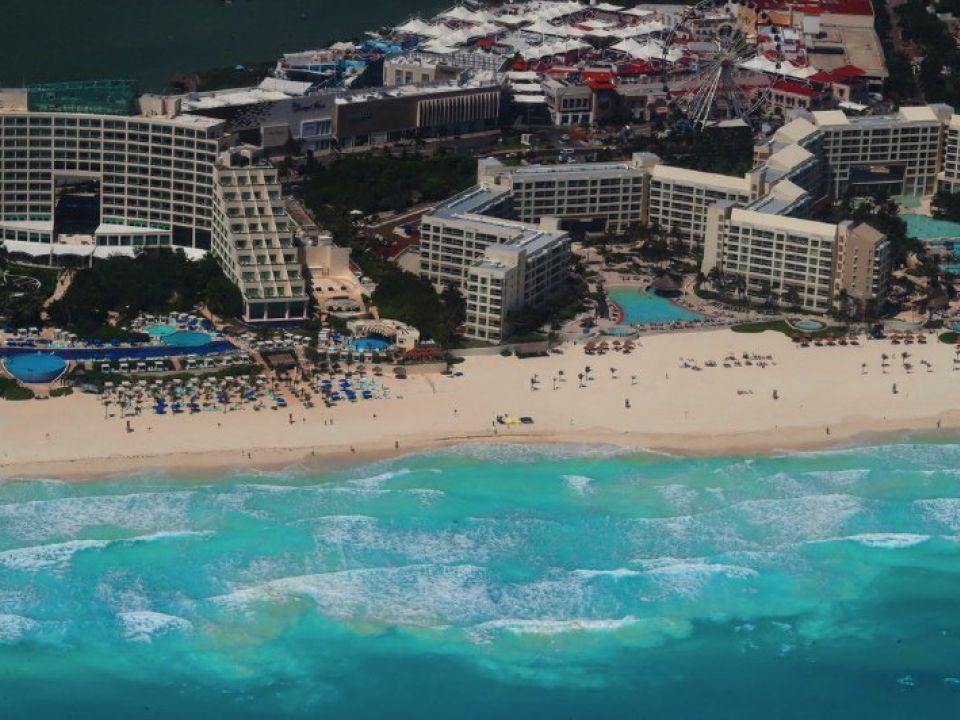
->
[28,80,138,115]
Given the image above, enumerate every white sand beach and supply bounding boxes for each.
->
[2,327,959,478]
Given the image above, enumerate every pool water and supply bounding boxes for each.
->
[161,330,211,348]
[605,325,636,336]
[900,214,960,240]
[607,287,703,324]
[350,337,391,352]
[895,194,922,208]
[145,323,177,337]
[793,319,826,331]
[3,352,67,383]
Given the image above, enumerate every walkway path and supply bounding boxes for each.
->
[40,269,74,322]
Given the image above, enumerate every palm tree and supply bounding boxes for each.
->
[783,286,802,312]
[834,289,852,322]
[733,275,748,305]
[706,266,726,294]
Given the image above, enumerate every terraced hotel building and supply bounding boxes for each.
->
[0,83,307,322]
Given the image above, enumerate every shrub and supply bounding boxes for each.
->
[0,377,35,401]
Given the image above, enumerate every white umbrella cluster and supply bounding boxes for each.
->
[519,38,590,60]
[396,18,439,36]
[612,38,683,63]
[739,55,818,80]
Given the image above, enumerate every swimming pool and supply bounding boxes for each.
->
[3,352,67,383]
[607,287,703,324]
[350,336,391,352]
[791,318,827,331]
[0,341,234,362]
[605,325,637,337]
[162,330,211,348]
[901,214,960,240]
[145,323,177,338]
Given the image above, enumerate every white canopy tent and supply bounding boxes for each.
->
[509,82,543,93]
[440,6,481,22]
[739,56,818,80]
[507,70,539,81]
[396,18,438,36]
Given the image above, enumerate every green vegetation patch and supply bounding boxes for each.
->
[48,249,242,333]
[0,377,35,401]
[300,151,476,216]
[731,320,848,339]
[939,331,959,344]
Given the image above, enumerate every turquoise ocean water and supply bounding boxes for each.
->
[3,442,960,716]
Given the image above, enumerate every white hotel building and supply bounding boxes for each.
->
[0,91,308,322]
[428,102,960,326]
[419,185,570,342]
[703,204,890,313]
[808,105,953,198]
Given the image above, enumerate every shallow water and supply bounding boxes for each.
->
[2,442,960,717]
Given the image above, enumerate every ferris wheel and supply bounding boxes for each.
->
[660,0,783,130]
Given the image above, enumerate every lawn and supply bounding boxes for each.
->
[731,320,849,339]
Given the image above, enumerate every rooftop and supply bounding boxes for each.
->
[651,164,751,194]
[506,160,643,178]
[765,143,815,175]
[746,179,809,215]
[774,117,820,146]
[730,207,837,238]
[427,184,511,219]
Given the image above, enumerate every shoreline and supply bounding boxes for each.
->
[1,419,955,482]
[3,328,960,481]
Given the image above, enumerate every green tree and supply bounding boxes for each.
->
[783,285,802,312]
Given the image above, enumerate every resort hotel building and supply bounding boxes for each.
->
[419,185,570,342]
[704,205,891,313]
[426,101,960,324]
[0,82,308,322]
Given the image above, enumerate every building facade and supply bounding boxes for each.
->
[179,76,501,154]
[0,94,307,322]
[647,164,754,249]
[809,105,952,198]
[419,186,570,342]
[477,153,656,231]
[702,204,889,314]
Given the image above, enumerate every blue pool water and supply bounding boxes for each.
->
[350,336,391,352]
[2,352,66,383]
[608,286,703,324]
[3,442,960,717]
[161,330,211,348]
[605,325,636,336]
[0,341,234,362]
[793,319,826,331]
[901,213,960,240]
[145,323,177,338]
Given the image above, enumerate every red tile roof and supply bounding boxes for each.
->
[582,70,614,82]
[617,60,660,75]
[753,0,873,16]
[773,79,821,97]
[808,64,866,83]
